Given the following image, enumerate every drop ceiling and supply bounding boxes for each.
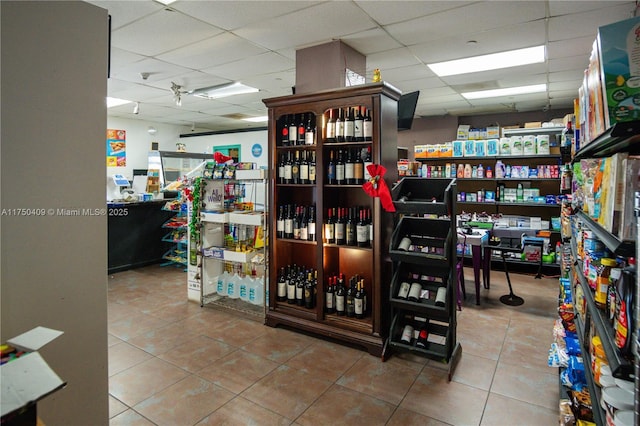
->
[88,0,638,132]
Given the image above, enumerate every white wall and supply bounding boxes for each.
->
[1,2,109,424]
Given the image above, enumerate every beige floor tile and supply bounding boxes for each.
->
[109,409,155,425]
[202,317,270,347]
[240,328,315,362]
[126,320,200,356]
[144,298,203,321]
[286,340,364,382]
[297,384,395,426]
[134,375,234,426]
[481,392,559,425]
[450,351,497,391]
[400,366,488,425]
[109,357,189,406]
[109,341,154,376]
[336,354,421,405]
[490,362,559,410]
[108,312,169,341]
[108,333,123,347]
[109,395,128,419]
[159,335,236,373]
[197,349,280,394]
[386,407,452,426]
[241,365,333,419]
[196,396,292,425]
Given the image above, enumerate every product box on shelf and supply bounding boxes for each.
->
[597,15,640,128]
[457,125,470,140]
[486,139,499,156]
[474,140,487,157]
[486,126,500,139]
[1,327,66,421]
[598,152,628,235]
[618,156,640,241]
[452,141,464,157]
[463,140,475,156]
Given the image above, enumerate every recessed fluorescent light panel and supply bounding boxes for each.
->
[190,82,259,100]
[462,83,547,100]
[106,97,132,108]
[242,116,269,122]
[154,0,177,5]
[428,45,545,77]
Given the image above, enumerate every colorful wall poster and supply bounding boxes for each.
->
[106,129,126,167]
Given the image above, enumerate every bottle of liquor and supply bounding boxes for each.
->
[305,113,315,145]
[325,109,336,143]
[354,149,364,185]
[276,205,285,238]
[336,108,345,142]
[294,269,304,306]
[287,265,296,304]
[307,204,316,241]
[291,150,300,184]
[325,275,335,314]
[284,204,294,239]
[324,208,335,244]
[367,208,373,247]
[363,146,373,181]
[278,154,285,184]
[335,274,346,316]
[345,149,355,185]
[277,266,287,302]
[296,113,305,146]
[408,282,422,302]
[281,115,290,146]
[308,151,316,184]
[292,206,301,240]
[327,150,336,185]
[283,151,292,184]
[289,114,297,147]
[299,206,308,241]
[335,149,345,185]
[304,271,314,309]
[356,208,369,248]
[363,108,372,141]
[335,207,345,245]
[346,276,356,318]
[354,106,364,142]
[345,207,357,246]
[344,107,355,142]
[355,279,366,319]
[299,150,309,184]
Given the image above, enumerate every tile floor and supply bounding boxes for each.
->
[108,264,560,425]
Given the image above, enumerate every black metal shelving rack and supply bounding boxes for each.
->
[382,178,461,380]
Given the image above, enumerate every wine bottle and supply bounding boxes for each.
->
[276,205,285,238]
[324,208,335,244]
[289,115,297,147]
[367,208,373,246]
[363,146,373,181]
[346,276,356,318]
[304,271,314,309]
[287,266,296,304]
[397,281,410,299]
[400,324,413,344]
[284,204,294,239]
[281,115,290,146]
[335,274,346,316]
[297,113,306,146]
[345,207,357,246]
[277,266,287,302]
[354,106,364,142]
[305,113,315,145]
[299,150,309,184]
[278,154,285,184]
[335,149,345,185]
[344,107,355,142]
[325,109,336,143]
[415,325,429,348]
[336,108,345,142]
[327,150,336,185]
[345,149,355,185]
[335,207,345,245]
[308,151,316,184]
[356,208,369,248]
[363,108,372,141]
[295,270,305,306]
[354,149,364,185]
[284,151,292,184]
[299,206,308,241]
[291,150,300,184]
[325,275,335,314]
[292,205,301,240]
[308,205,316,241]
[355,279,365,319]
[408,282,422,302]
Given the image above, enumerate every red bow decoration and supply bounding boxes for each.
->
[183,187,193,201]
[362,164,396,212]
[214,151,234,165]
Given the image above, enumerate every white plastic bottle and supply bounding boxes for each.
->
[226,270,242,299]
[216,271,230,297]
[239,274,252,302]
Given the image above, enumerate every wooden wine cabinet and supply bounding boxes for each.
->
[263,82,401,356]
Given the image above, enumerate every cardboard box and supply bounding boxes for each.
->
[597,16,640,128]
[524,122,542,128]
[486,126,500,139]
[457,125,470,140]
[235,169,266,180]
[1,327,66,420]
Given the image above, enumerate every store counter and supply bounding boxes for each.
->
[108,200,176,274]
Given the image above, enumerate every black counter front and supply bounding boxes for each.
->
[108,200,177,274]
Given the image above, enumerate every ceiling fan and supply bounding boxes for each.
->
[170,82,188,106]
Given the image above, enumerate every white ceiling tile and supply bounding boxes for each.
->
[547,35,596,60]
[355,0,474,25]
[157,32,269,70]
[148,71,228,94]
[366,47,423,72]
[110,8,223,56]
[87,0,163,29]
[419,94,467,105]
[549,1,632,17]
[108,82,171,102]
[439,63,547,87]
[548,3,634,41]
[233,2,377,51]
[109,57,193,84]
[341,28,403,55]
[550,81,582,92]
[549,69,586,83]
[202,52,294,81]
[549,55,589,73]
[109,47,147,69]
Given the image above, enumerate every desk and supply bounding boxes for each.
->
[457,229,489,305]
